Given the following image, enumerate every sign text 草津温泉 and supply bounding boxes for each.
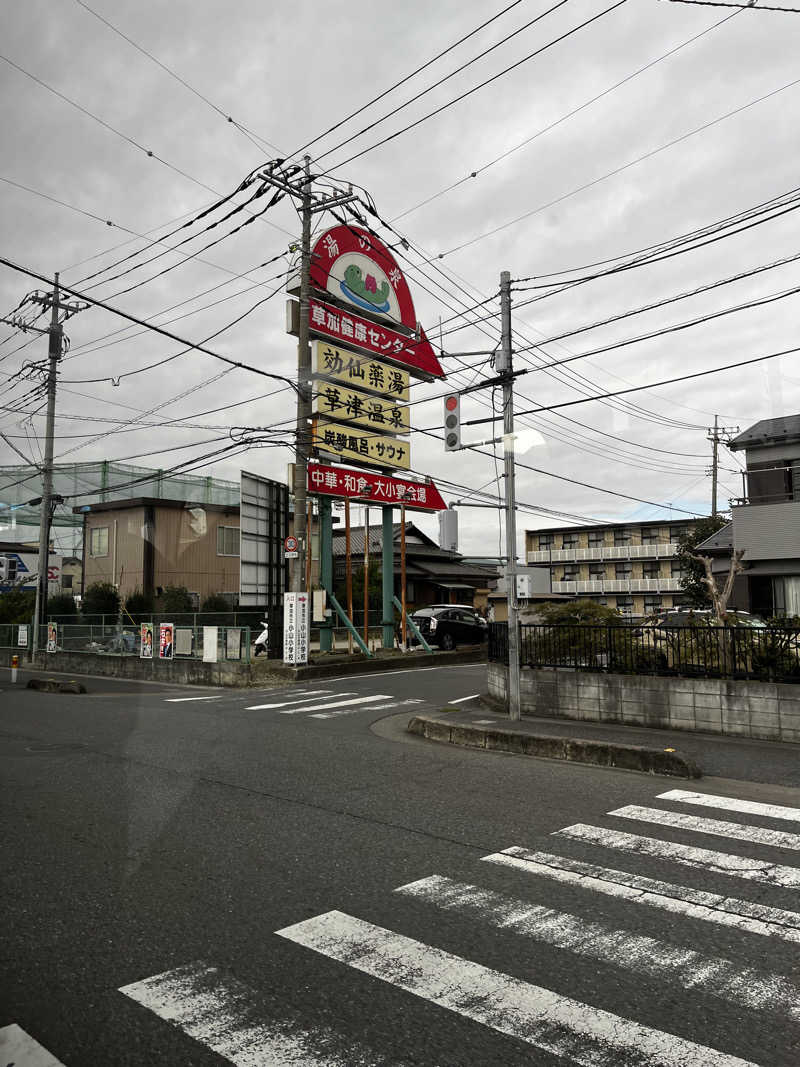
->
[313,382,409,436]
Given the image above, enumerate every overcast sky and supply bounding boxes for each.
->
[1,0,799,557]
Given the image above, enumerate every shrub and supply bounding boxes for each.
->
[47,592,78,618]
[81,581,120,617]
[0,588,36,624]
[158,585,194,614]
[125,590,154,617]
[201,594,231,613]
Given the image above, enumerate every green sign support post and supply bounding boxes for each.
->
[381,506,395,650]
[319,496,334,652]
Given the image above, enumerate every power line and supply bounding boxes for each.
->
[438,73,800,259]
[392,6,738,222]
[323,0,628,171]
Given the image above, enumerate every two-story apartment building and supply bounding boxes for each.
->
[525,517,707,616]
[696,414,800,617]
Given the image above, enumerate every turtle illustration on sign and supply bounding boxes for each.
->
[341,264,391,313]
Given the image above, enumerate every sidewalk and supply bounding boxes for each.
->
[414,697,800,787]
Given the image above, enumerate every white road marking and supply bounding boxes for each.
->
[164,695,223,702]
[609,804,800,852]
[278,695,391,714]
[474,719,496,724]
[447,693,481,703]
[483,847,800,944]
[556,823,800,888]
[657,789,800,824]
[276,910,756,1067]
[342,663,484,680]
[311,704,398,719]
[395,875,799,1019]
[245,691,338,710]
[0,1024,66,1066]
[120,962,384,1066]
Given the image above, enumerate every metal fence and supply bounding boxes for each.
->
[489,622,800,683]
[37,622,251,663]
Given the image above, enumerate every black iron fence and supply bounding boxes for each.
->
[489,622,800,683]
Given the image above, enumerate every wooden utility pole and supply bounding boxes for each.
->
[707,415,739,517]
[499,270,521,721]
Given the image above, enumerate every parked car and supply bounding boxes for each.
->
[408,605,486,650]
[635,608,766,673]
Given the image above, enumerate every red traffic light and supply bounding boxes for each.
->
[445,395,458,411]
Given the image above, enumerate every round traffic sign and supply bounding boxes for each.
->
[284,535,298,552]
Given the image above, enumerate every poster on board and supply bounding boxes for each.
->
[159,622,174,660]
[46,622,57,653]
[140,622,154,658]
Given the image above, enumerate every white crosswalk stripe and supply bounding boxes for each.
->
[608,804,800,852]
[394,875,800,1019]
[245,690,336,709]
[0,1025,66,1067]
[276,910,758,1067]
[120,962,396,1066]
[276,694,391,715]
[310,698,424,719]
[657,789,800,823]
[482,846,800,944]
[555,822,800,888]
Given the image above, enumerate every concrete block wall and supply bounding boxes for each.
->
[25,651,251,687]
[488,661,799,743]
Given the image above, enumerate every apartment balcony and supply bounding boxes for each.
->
[551,577,683,595]
[527,543,678,564]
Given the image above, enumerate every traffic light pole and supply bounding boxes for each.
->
[498,270,521,721]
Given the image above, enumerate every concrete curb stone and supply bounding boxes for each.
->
[407,715,701,779]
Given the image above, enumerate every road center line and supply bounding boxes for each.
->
[609,805,800,851]
[483,847,800,943]
[276,910,756,1066]
[555,824,800,888]
[657,789,800,824]
[395,875,800,1019]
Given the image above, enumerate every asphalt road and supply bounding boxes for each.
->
[2,663,799,1066]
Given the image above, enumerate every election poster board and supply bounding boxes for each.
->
[140,622,154,659]
[159,622,174,660]
[46,622,57,653]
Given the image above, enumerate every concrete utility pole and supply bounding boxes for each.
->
[707,414,739,518]
[498,271,521,721]
[259,159,357,591]
[32,275,62,655]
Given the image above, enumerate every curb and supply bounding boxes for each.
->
[407,715,702,779]
[261,647,486,682]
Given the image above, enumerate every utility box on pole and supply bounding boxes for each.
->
[438,507,458,553]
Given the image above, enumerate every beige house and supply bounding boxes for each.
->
[77,497,241,605]
[525,517,708,617]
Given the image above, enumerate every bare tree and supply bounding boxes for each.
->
[693,549,745,625]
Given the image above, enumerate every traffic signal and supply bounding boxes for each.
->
[0,555,17,582]
[443,393,461,451]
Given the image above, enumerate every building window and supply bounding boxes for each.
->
[613,528,631,546]
[588,563,605,579]
[216,526,240,556]
[644,595,662,614]
[588,530,605,546]
[538,533,554,549]
[616,595,634,615]
[562,565,579,581]
[642,561,661,579]
[669,526,688,543]
[561,532,578,548]
[62,574,73,589]
[615,562,632,579]
[671,559,685,579]
[89,526,109,557]
[641,527,660,544]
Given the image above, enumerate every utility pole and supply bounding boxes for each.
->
[498,271,521,721]
[32,275,62,656]
[259,159,358,592]
[707,414,739,518]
